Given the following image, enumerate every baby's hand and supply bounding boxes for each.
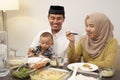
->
[36,52,44,57]
[28,53,35,57]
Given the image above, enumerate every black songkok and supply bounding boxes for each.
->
[48,5,65,15]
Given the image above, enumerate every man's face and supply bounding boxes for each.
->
[48,14,65,33]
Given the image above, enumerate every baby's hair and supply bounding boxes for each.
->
[40,32,53,41]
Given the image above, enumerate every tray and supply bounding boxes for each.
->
[30,67,71,80]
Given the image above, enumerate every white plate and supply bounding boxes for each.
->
[27,56,50,63]
[27,57,44,63]
[67,63,98,72]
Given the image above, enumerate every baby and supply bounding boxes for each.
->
[28,32,54,59]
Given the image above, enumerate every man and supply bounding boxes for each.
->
[28,5,69,60]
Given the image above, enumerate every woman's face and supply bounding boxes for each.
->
[85,18,96,39]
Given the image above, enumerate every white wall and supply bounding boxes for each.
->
[5,0,120,56]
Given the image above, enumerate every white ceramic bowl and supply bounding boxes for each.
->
[7,56,26,68]
[100,68,115,77]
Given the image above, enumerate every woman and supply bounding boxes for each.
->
[66,12,118,68]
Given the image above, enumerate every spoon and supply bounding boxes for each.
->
[70,32,85,38]
[67,66,78,80]
[16,63,25,71]
[70,32,78,35]
[26,68,36,74]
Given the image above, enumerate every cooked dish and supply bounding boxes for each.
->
[83,63,93,69]
[27,57,50,69]
[30,68,70,80]
[7,57,25,68]
[11,65,35,79]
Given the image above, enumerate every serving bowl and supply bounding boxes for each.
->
[99,68,115,77]
[7,56,27,69]
[10,64,35,80]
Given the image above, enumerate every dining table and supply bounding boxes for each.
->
[0,64,120,80]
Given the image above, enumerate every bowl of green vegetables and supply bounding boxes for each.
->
[10,64,36,79]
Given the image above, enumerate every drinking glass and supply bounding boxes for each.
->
[50,55,58,67]
[0,31,9,77]
[57,57,64,68]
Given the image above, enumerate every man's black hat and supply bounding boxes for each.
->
[48,5,65,15]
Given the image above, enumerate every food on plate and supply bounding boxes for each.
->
[67,63,98,72]
[72,66,81,72]
[35,59,49,69]
[83,63,93,69]
[30,68,70,80]
[8,59,23,65]
[29,60,48,69]
[7,57,25,68]
[27,57,50,69]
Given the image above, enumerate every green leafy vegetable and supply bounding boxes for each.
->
[12,67,31,79]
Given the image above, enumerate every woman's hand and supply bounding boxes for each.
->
[66,31,75,43]
[66,31,75,48]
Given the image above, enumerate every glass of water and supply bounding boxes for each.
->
[0,56,9,77]
[0,31,9,77]
[57,57,65,68]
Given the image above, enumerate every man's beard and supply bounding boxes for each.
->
[52,28,61,34]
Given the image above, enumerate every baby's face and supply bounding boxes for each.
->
[39,37,53,50]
